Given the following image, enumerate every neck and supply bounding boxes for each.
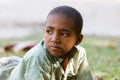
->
[61,56,68,71]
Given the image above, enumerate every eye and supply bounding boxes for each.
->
[61,33,70,37]
[46,30,53,35]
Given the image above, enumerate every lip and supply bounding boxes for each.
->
[49,46,60,50]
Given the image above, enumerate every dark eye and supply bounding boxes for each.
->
[61,33,69,37]
[46,30,53,35]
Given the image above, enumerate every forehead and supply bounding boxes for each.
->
[45,14,75,31]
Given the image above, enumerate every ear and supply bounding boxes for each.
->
[75,34,83,45]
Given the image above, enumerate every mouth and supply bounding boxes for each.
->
[49,46,61,51]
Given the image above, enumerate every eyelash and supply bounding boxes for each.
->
[46,30,70,37]
[61,33,69,37]
[46,30,53,34]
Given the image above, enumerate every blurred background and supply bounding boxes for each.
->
[0,0,120,39]
[0,0,120,79]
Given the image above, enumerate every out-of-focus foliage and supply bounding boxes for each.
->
[0,36,120,80]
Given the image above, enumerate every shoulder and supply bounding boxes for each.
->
[21,40,52,66]
[75,45,86,58]
[76,45,86,52]
[23,40,47,62]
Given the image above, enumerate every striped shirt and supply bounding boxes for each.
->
[3,40,93,80]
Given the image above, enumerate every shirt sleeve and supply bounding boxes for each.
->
[9,59,46,80]
[9,59,26,80]
[0,63,17,80]
[76,51,93,80]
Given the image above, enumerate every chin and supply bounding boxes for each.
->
[50,52,63,57]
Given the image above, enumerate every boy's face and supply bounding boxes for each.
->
[44,14,82,57]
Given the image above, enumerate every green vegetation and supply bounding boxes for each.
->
[81,36,120,80]
[0,35,120,80]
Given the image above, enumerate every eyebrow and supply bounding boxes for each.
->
[46,26,71,33]
[59,28,71,33]
[46,26,54,29]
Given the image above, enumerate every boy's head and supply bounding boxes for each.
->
[47,6,83,35]
[44,6,83,57]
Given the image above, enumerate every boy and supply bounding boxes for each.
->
[10,6,93,80]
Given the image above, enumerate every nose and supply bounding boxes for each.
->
[50,33,60,44]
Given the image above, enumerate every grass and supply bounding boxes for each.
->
[81,36,120,80]
[0,35,120,80]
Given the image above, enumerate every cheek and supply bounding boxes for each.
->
[44,34,50,43]
[62,39,76,48]
[44,33,50,39]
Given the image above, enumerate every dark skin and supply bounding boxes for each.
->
[44,14,83,70]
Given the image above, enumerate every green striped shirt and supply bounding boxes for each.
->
[2,40,93,80]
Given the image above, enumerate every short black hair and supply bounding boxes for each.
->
[47,6,83,35]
